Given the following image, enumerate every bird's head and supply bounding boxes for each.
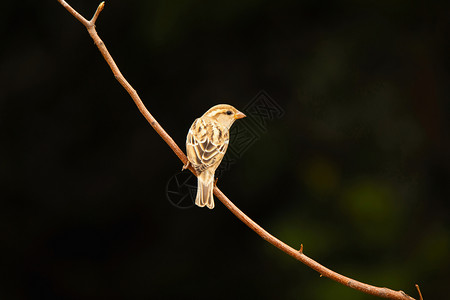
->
[203,104,246,128]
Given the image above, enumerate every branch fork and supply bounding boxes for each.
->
[57,1,420,299]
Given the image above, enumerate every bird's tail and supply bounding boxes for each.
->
[195,171,215,209]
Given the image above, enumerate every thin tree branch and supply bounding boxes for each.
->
[57,1,419,299]
[59,0,190,169]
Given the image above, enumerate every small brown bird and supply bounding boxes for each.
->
[185,104,246,209]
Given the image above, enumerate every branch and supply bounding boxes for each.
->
[57,2,418,299]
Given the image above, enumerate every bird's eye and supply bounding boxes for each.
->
[226,110,232,115]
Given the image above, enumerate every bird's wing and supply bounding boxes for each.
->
[186,118,229,173]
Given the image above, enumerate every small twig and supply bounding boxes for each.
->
[415,284,423,300]
[58,0,89,26]
[90,1,104,24]
[57,1,418,300]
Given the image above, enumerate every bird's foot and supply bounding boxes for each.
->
[181,160,190,171]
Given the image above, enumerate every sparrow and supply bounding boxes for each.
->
[185,104,246,209]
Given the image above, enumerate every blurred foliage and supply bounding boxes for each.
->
[0,0,449,299]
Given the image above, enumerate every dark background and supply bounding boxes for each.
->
[1,0,449,299]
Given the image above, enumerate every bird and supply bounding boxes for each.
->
[184,104,246,209]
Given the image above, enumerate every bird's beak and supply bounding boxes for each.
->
[234,111,246,119]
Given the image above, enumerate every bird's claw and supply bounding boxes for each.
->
[182,160,190,171]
